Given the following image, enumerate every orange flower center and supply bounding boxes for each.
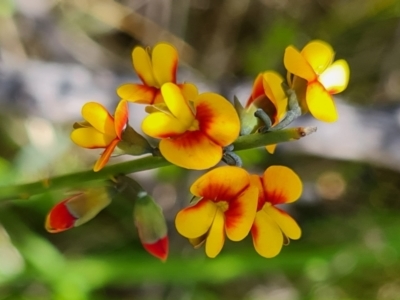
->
[216,201,229,213]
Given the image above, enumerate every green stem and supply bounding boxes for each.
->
[0,126,316,201]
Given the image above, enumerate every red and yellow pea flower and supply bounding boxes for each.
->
[175,166,258,258]
[246,71,288,127]
[250,166,302,258]
[70,100,129,172]
[284,40,350,122]
[246,71,288,153]
[142,83,240,170]
[117,42,197,105]
[45,187,112,233]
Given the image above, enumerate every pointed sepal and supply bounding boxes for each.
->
[234,96,259,136]
[117,124,153,156]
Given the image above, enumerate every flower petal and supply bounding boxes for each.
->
[162,83,195,127]
[205,208,225,258]
[132,46,157,87]
[301,40,334,75]
[195,92,240,146]
[262,166,302,205]
[265,206,301,240]
[142,236,169,262]
[284,46,316,82]
[159,131,222,169]
[93,138,119,172]
[319,59,350,94]
[306,81,338,122]
[246,73,264,107]
[142,112,188,138]
[152,43,178,86]
[251,209,283,258]
[117,84,158,104]
[81,102,116,136]
[262,72,287,123]
[190,166,251,200]
[225,183,258,241]
[45,196,79,233]
[114,100,128,139]
[71,128,115,148]
[179,83,198,101]
[175,199,217,238]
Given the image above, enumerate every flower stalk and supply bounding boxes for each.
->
[0,126,315,201]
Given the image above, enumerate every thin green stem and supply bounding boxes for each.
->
[0,126,316,201]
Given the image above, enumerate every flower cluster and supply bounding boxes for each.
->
[46,40,349,260]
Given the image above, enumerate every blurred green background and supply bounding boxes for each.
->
[1,0,400,299]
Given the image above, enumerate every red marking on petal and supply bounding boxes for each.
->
[93,139,120,172]
[45,198,78,233]
[142,236,169,262]
[195,102,220,145]
[255,177,266,211]
[251,223,259,240]
[266,190,286,205]
[246,74,264,108]
[256,176,286,207]
[170,130,202,147]
[114,100,129,139]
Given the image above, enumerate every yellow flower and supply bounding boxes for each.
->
[246,71,288,127]
[175,166,258,258]
[250,166,302,258]
[284,40,350,122]
[246,71,288,153]
[141,83,240,170]
[117,42,198,105]
[71,100,129,172]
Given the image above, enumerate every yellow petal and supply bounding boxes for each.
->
[195,92,240,146]
[265,206,301,240]
[81,102,116,136]
[306,81,338,122]
[162,83,195,128]
[190,166,251,199]
[262,165,302,205]
[114,100,128,139]
[159,131,222,170]
[205,208,225,258]
[132,46,157,87]
[179,83,198,101]
[175,199,217,238]
[251,209,283,258]
[301,40,334,75]
[319,59,350,94]
[93,138,119,172]
[225,183,258,241]
[152,43,178,86]
[141,112,188,138]
[117,84,157,104]
[262,72,287,123]
[71,128,115,148]
[266,144,277,154]
[284,46,316,82]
